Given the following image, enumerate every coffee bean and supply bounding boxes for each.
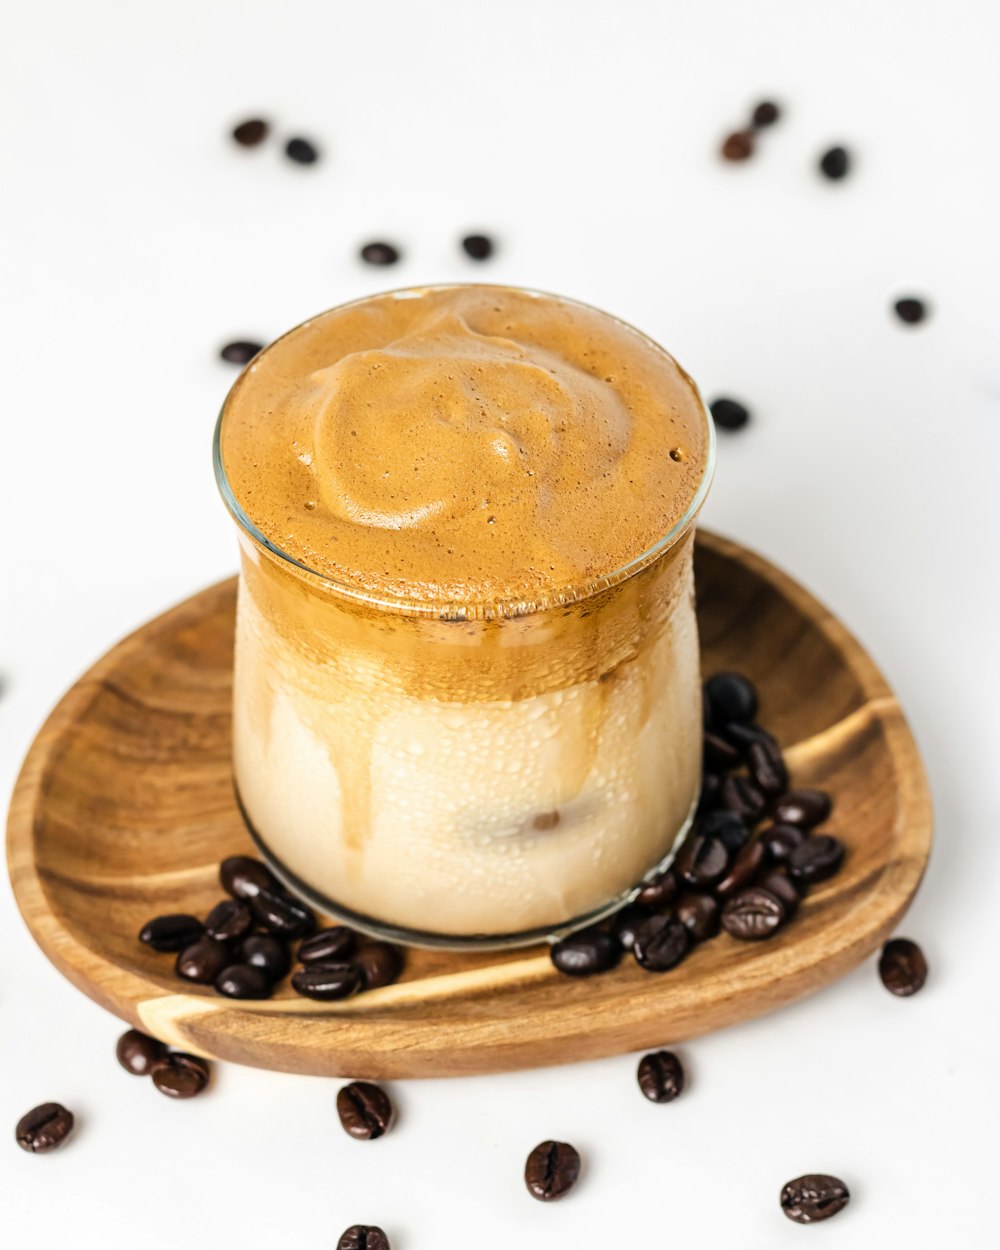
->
[634,868,679,910]
[787,835,845,885]
[696,771,721,815]
[205,899,253,942]
[878,937,928,997]
[636,1050,685,1103]
[705,672,758,722]
[633,914,690,971]
[240,934,291,981]
[747,737,789,797]
[893,296,928,326]
[354,942,404,991]
[675,892,720,941]
[220,855,280,900]
[760,822,806,862]
[150,1053,211,1099]
[337,1081,394,1140]
[771,788,832,829]
[216,963,273,999]
[612,903,649,951]
[232,118,268,147]
[461,233,494,260]
[116,1028,166,1076]
[15,1103,75,1153]
[360,241,400,266]
[550,928,622,977]
[697,809,749,853]
[720,720,771,753]
[721,887,786,941]
[704,732,742,772]
[139,913,204,952]
[674,832,730,888]
[291,963,361,1000]
[524,1140,581,1201]
[219,340,263,366]
[337,1225,390,1250]
[298,926,357,965]
[780,1174,850,1223]
[709,397,751,431]
[715,839,766,898]
[721,129,755,161]
[251,887,314,939]
[819,145,851,180]
[718,774,767,822]
[175,936,233,984]
[756,867,801,914]
[751,100,781,128]
[285,136,319,165]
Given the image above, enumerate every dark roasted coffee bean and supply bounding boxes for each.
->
[251,887,314,939]
[893,296,928,326]
[674,833,729,889]
[337,1081,394,1140]
[220,340,263,365]
[819,145,850,180]
[150,1053,211,1100]
[205,899,253,942]
[285,136,319,164]
[697,809,749,853]
[704,732,741,771]
[756,867,801,915]
[878,938,928,997]
[721,887,786,941]
[675,892,720,941]
[787,835,845,885]
[705,672,758,722]
[771,788,832,829]
[216,963,273,999]
[550,928,622,977]
[634,868,679,910]
[524,1140,581,1201]
[291,963,361,1000]
[175,936,233,984]
[298,926,357,964]
[220,855,281,900]
[15,1103,75,1153]
[116,1028,166,1076]
[721,720,771,753]
[612,904,648,952]
[760,821,806,863]
[461,233,494,260]
[715,839,766,898]
[696,770,721,815]
[751,100,781,128]
[337,1226,390,1250]
[781,1174,850,1223]
[240,934,291,981]
[354,942,403,991]
[636,1050,685,1103]
[709,397,751,431]
[139,913,204,952]
[360,241,400,266]
[633,914,690,971]
[232,118,268,147]
[719,773,767,822]
[721,129,754,161]
[747,738,789,797]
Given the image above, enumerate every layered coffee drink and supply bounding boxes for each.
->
[215,285,714,945]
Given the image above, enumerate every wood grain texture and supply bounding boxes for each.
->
[6,531,933,1078]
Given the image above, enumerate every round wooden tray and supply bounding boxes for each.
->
[6,531,932,1078]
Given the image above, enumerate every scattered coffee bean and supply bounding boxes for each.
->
[633,914,690,971]
[751,100,781,128]
[461,233,494,260]
[756,867,801,915]
[338,1225,390,1250]
[360,241,400,266]
[674,832,730,889]
[787,834,845,885]
[721,887,786,941]
[636,1050,685,1103]
[251,887,314,939]
[718,773,767,822]
[705,672,758,722]
[116,1028,166,1076]
[215,963,273,999]
[15,1103,75,1153]
[781,1174,850,1223]
[232,118,268,147]
[819,145,851,180]
[550,928,622,977]
[291,963,361,1000]
[354,942,404,991]
[139,914,204,953]
[771,789,832,829]
[704,732,742,771]
[150,1053,211,1100]
[675,891,721,941]
[611,904,648,951]
[878,937,928,997]
[175,936,233,984]
[220,854,281,900]
[524,1140,581,1201]
[698,809,749,853]
[204,899,253,943]
[893,297,928,326]
[219,340,263,366]
[715,839,766,898]
[721,129,755,162]
[747,737,789,797]
[337,1081,395,1140]
[760,822,806,862]
[240,934,291,981]
[298,926,357,965]
[709,397,751,432]
[284,136,319,165]
[634,868,679,910]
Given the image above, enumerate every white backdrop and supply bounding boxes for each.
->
[2,1,999,1245]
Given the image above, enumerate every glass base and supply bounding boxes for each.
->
[234,785,698,952]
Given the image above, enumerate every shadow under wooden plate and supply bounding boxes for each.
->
[6,531,932,1078]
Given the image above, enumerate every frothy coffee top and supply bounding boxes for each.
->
[219,285,710,608]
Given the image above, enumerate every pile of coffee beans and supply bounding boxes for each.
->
[138,854,403,1002]
[550,671,847,978]
[115,1027,211,1099]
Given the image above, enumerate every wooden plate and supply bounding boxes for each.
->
[6,531,932,1078]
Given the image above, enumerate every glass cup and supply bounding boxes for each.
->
[214,290,715,949]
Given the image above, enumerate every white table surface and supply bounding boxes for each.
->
[3,1,999,1245]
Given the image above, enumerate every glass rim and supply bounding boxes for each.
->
[213,282,717,620]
